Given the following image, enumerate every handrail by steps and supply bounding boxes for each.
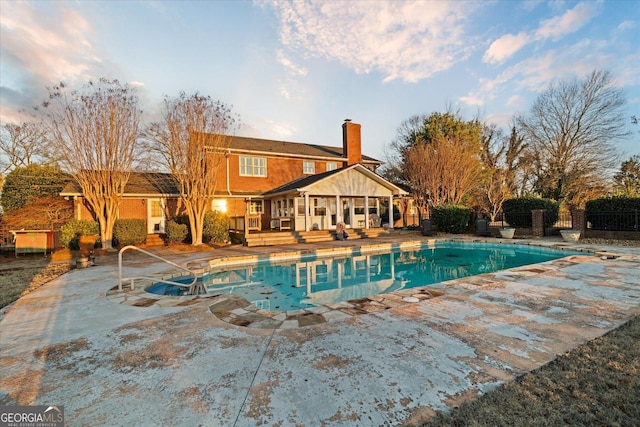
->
[118,245,203,294]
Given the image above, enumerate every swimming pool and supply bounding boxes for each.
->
[146,242,585,311]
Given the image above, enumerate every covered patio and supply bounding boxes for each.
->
[231,164,407,238]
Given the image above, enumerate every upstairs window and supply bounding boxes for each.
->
[326,162,338,171]
[303,161,315,174]
[240,156,267,177]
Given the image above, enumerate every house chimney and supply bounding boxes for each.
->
[342,119,362,166]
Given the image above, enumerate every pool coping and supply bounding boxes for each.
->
[106,237,629,329]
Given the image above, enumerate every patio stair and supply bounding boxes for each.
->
[244,228,389,247]
[145,234,165,247]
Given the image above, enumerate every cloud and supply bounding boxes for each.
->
[459,94,484,107]
[507,95,527,108]
[483,32,529,64]
[482,2,602,65]
[276,49,308,77]
[534,2,599,41]
[618,20,636,31]
[267,1,479,83]
[0,1,108,122]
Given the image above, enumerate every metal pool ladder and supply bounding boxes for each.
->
[117,245,204,294]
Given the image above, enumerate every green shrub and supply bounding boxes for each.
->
[431,204,471,234]
[585,196,640,212]
[112,219,146,246]
[502,197,559,228]
[203,211,230,243]
[165,220,188,244]
[171,212,229,244]
[585,196,640,230]
[60,219,99,249]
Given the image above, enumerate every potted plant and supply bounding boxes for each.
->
[499,227,516,239]
[560,229,581,243]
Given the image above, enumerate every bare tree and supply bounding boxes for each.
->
[475,124,507,221]
[44,79,142,249]
[474,125,531,220]
[145,93,236,245]
[405,135,484,208]
[516,70,629,208]
[391,111,484,213]
[0,121,50,173]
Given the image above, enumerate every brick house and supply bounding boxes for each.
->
[61,120,407,240]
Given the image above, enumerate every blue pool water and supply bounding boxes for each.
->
[146,242,585,311]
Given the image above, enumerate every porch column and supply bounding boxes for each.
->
[364,196,370,229]
[387,196,394,229]
[244,199,250,239]
[74,196,82,220]
[304,193,310,232]
[336,195,341,224]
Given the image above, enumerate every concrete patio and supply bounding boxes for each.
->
[1,234,639,426]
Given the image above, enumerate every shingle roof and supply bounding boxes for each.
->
[226,135,381,164]
[61,172,179,196]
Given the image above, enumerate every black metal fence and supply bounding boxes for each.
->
[545,211,572,236]
[488,212,531,228]
[586,210,640,232]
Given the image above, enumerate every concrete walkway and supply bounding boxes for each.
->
[1,235,639,426]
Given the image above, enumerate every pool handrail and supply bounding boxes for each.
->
[118,245,202,294]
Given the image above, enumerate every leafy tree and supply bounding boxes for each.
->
[0,164,70,214]
[613,155,640,196]
[144,92,237,245]
[516,70,629,209]
[43,79,142,250]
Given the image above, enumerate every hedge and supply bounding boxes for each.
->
[431,204,470,234]
[171,211,230,244]
[585,196,640,212]
[585,197,640,230]
[502,197,559,228]
[165,220,188,244]
[60,219,99,250]
[113,219,146,246]
[203,211,230,243]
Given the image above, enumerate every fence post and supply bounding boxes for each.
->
[531,209,545,237]
[572,209,586,235]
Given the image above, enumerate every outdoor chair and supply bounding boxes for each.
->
[369,214,382,228]
[421,219,436,236]
[475,218,492,236]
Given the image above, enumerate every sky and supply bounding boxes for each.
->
[1,0,639,163]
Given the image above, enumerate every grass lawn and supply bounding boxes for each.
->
[422,315,640,426]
